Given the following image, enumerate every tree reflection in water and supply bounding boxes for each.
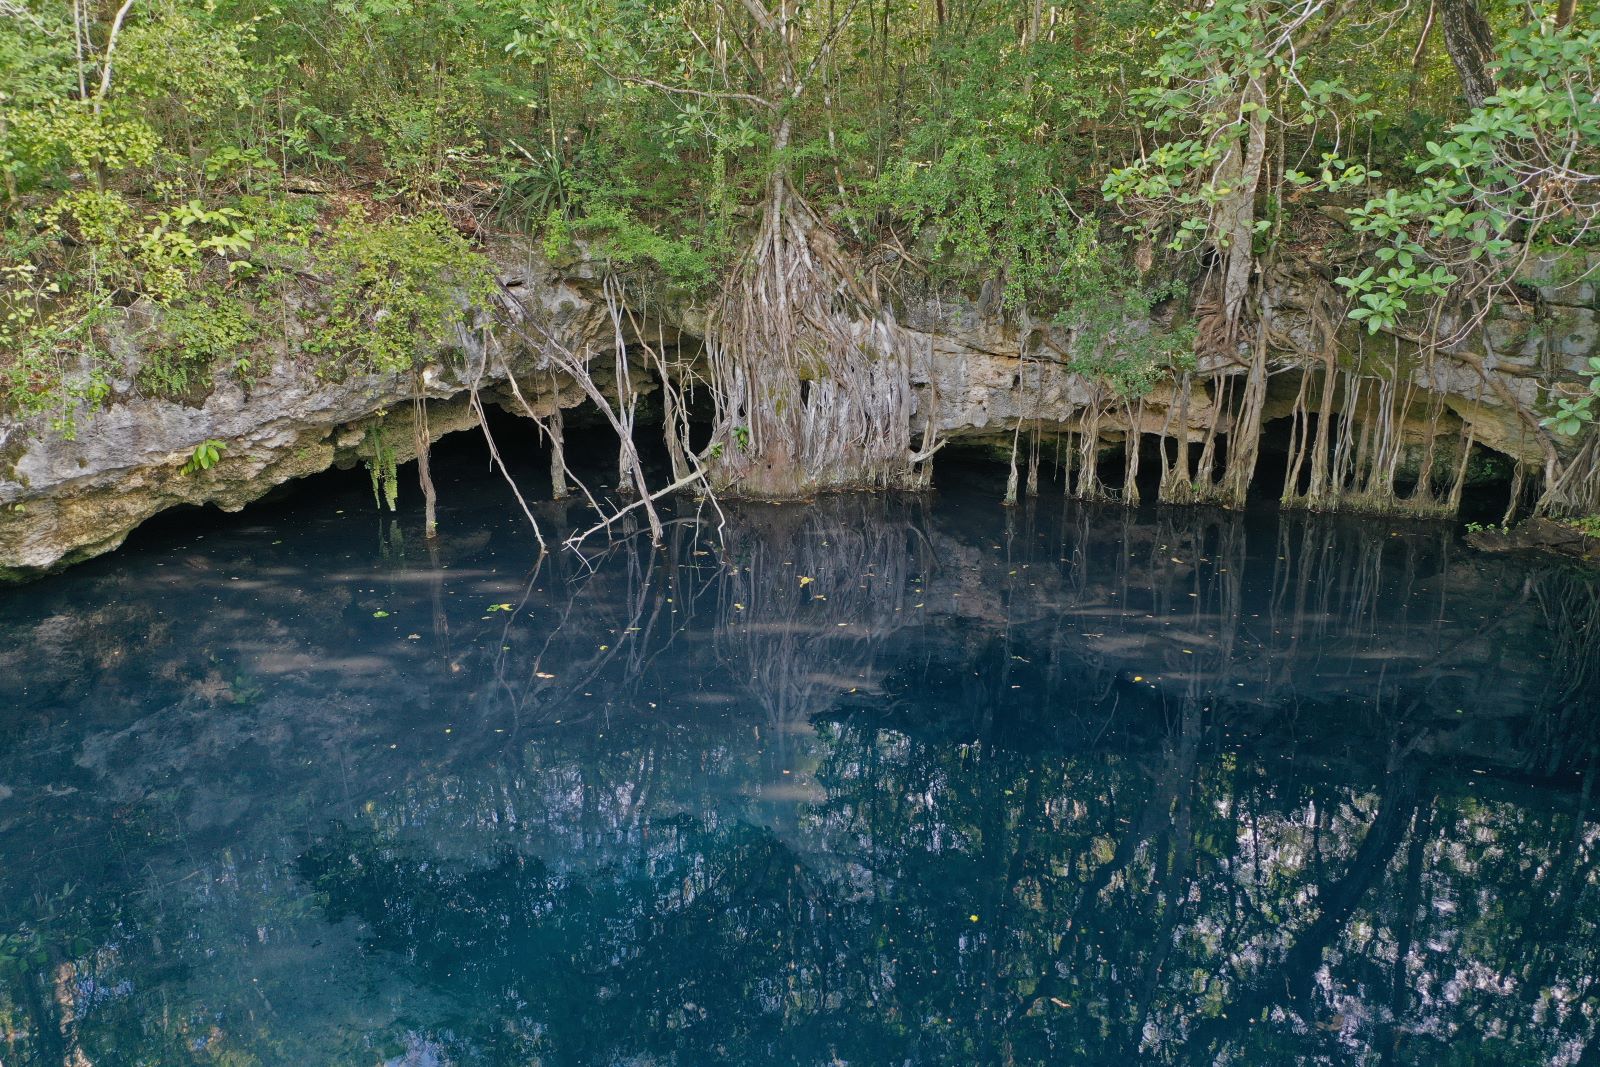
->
[0,488,1597,1065]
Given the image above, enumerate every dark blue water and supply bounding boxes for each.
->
[1,444,1598,1066]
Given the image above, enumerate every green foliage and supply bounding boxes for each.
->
[310,210,495,376]
[37,190,258,308]
[140,290,258,399]
[0,0,1592,456]
[0,2,160,192]
[563,198,716,290]
[114,0,257,138]
[1102,0,1376,256]
[2,102,160,186]
[1054,241,1197,400]
[1336,16,1600,333]
[354,53,490,202]
[879,126,1067,310]
[132,200,257,303]
[1565,514,1600,537]
[875,26,1117,310]
[1335,187,1462,331]
[180,439,226,474]
[1541,356,1600,435]
[0,259,116,439]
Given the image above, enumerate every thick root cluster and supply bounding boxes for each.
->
[705,181,917,497]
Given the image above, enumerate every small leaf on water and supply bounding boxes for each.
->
[373,610,390,618]
[798,576,814,587]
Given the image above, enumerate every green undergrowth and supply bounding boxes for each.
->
[2,192,496,435]
[4,0,1598,447]
[1564,515,1600,538]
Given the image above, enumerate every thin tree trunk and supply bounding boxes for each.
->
[1408,1,1437,107]
[1214,75,1269,343]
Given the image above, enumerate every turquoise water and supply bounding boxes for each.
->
[1,450,1598,1065]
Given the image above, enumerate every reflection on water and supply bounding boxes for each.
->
[1,461,1598,1065]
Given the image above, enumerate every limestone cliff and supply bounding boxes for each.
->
[1,238,1597,580]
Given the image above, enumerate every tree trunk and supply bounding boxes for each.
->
[1213,75,1269,344]
[1438,0,1496,108]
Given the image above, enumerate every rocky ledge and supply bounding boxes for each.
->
[2,239,1597,580]
[1465,517,1600,562]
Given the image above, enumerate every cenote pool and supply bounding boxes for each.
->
[1,442,1598,1066]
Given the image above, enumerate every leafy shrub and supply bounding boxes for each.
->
[309,209,496,376]
[139,290,258,400]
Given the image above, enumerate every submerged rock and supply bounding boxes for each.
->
[1466,517,1600,562]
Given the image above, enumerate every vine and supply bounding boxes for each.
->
[364,418,399,513]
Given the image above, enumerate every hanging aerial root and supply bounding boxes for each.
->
[704,179,917,497]
[497,276,731,550]
[1538,433,1600,519]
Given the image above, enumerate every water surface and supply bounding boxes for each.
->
[1,451,1598,1065]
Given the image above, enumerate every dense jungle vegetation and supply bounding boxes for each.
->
[1,0,1597,462]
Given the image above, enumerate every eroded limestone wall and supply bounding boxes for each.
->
[2,240,1597,579]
